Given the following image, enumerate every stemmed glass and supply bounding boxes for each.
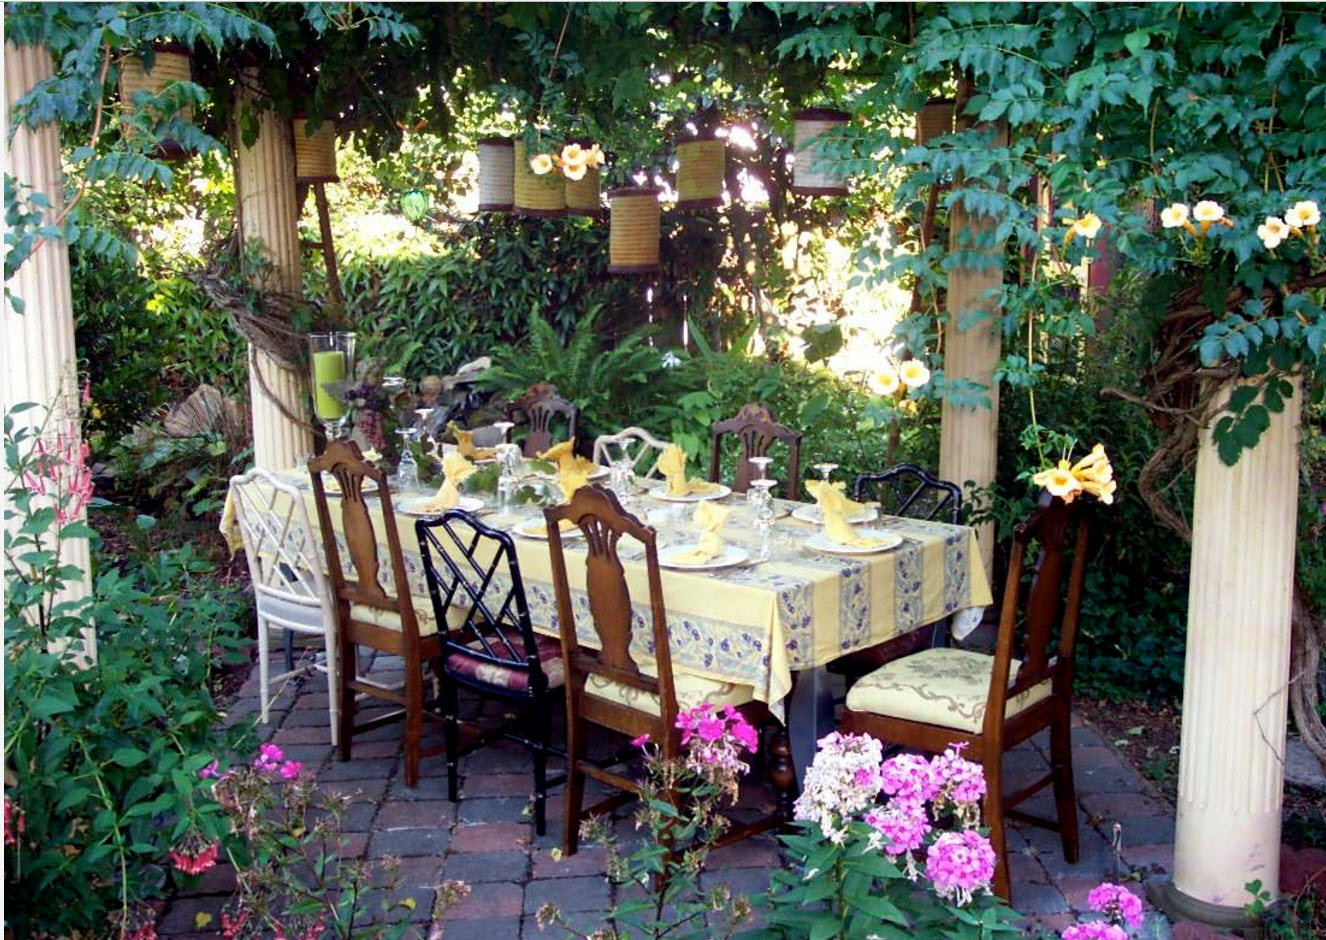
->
[609,441,638,509]
[308,332,355,440]
[493,420,516,445]
[495,443,523,517]
[395,426,420,492]
[747,456,773,507]
[750,478,777,561]
[808,461,839,520]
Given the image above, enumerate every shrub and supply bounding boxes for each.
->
[4,402,252,938]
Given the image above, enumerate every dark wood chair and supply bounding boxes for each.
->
[854,464,962,525]
[416,509,566,835]
[511,383,580,458]
[544,484,796,855]
[708,402,802,500]
[841,493,1092,902]
[308,439,445,787]
[829,465,966,683]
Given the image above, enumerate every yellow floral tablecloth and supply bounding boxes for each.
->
[223,475,991,713]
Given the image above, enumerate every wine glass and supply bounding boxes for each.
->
[493,420,515,444]
[808,461,839,521]
[495,443,523,517]
[750,478,777,561]
[395,426,420,492]
[747,456,773,507]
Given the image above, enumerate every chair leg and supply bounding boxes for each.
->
[338,640,357,763]
[258,617,272,726]
[284,626,296,674]
[769,725,797,822]
[562,708,587,856]
[443,676,460,803]
[532,701,550,837]
[983,751,1011,902]
[402,657,424,788]
[1050,708,1080,864]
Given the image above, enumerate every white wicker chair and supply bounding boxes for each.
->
[229,469,340,744]
[592,427,669,479]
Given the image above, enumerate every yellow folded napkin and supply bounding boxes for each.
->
[527,518,577,537]
[447,422,497,461]
[538,440,576,468]
[672,500,732,564]
[804,480,886,548]
[557,461,591,503]
[419,453,477,512]
[219,487,242,557]
[362,448,382,464]
[655,444,720,497]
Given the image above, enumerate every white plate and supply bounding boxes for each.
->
[397,495,484,517]
[514,519,585,540]
[791,504,878,525]
[648,483,732,503]
[805,529,903,555]
[658,543,749,571]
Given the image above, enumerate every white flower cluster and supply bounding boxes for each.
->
[792,731,884,843]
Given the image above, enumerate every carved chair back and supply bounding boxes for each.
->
[708,402,802,500]
[512,383,580,457]
[308,439,424,646]
[544,485,678,741]
[854,464,963,525]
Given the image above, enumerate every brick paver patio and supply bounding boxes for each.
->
[159,652,1178,939]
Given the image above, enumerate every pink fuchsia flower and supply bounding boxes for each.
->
[879,752,938,807]
[198,760,220,779]
[169,839,220,876]
[253,743,284,772]
[925,829,997,906]
[278,760,303,781]
[1062,924,1127,940]
[4,797,26,847]
[1086,882,1145,929]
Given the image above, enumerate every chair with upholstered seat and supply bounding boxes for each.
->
[841,493,1092,902]
[708,403,802,500]
[416,508,566,835]
[592,426,668,479]
[308,439,445,787]
[544,484,796,855]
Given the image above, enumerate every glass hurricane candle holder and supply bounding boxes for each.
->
[309,332,356,440]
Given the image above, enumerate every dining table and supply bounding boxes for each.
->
[224,465,993,781]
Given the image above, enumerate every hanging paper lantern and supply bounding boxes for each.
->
[675,135,725,210]
[563,138,603,217]
[513,139,566,217]
[477,136,515,212]
[117,43,193,159]
[917,98,956,144]
[400,188,431,223]
[791,108,850,196]
[608,186,661,274]
[292,117,338,184]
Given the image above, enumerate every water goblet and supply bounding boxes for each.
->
[750,478,777,561]
[496,444,522,508]
[493,420,516,444]
[747,456,773,507]
[395,426,420,492]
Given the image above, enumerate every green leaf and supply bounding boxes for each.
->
[111,747,148,767]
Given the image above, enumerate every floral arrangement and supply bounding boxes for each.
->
[529,140,607,180]
[1031,441,1117,505]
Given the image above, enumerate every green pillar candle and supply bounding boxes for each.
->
[311,350,347,419]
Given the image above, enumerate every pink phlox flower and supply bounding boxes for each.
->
[697,714,726,742]
[278,760,303,780]
[198,760,220,779]
[631,733,651,748]
[253,743,285,772]
[794,733,885,837]
[924,829,997,906]
[880,752,939,805]
[1086,882,1144,929]
[930,745,986,810]
[1062,924,1127,940]
[730,718,759,752]
[864,804,931,860]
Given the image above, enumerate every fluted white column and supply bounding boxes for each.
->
[234,69,312,469]
[3,42,93,645]
[939,201,1002,578]
[1159,376,1300,920]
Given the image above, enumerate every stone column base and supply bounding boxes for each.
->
[1147,879,1259,932]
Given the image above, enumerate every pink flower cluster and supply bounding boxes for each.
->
[675,703,759,793]
[925,829,997,906]
[930,744,986,821]
[21,395,94,526]
[793,732,886,842]
[169,839,220,875]
[252,743,302,780]
[864,805,930,861]
[4,797,26,847]
[1086,881,1144,929]
[879,752,938,807]
[1062,923,1127,940]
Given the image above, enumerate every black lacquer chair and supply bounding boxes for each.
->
[854,463,963,525]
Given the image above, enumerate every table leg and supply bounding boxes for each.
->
[787,665,835,788]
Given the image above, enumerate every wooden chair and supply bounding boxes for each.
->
[512,383,580,457]
[229,468,340,745]
[854,464,962,525]
[829,465,966,684]
[544,484,796,855]
[416,509,566,835]
[708,402,802,500]
[592,426,668,479]
[308,439,445,787]
[841,493,1092,902]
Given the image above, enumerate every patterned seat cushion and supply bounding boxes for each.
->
[349,602,438,637]
[446,633,565,693]
[844,647,1052,733]
[585,671,754,717]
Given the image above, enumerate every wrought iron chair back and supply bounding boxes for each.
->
[854,464,963,525]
